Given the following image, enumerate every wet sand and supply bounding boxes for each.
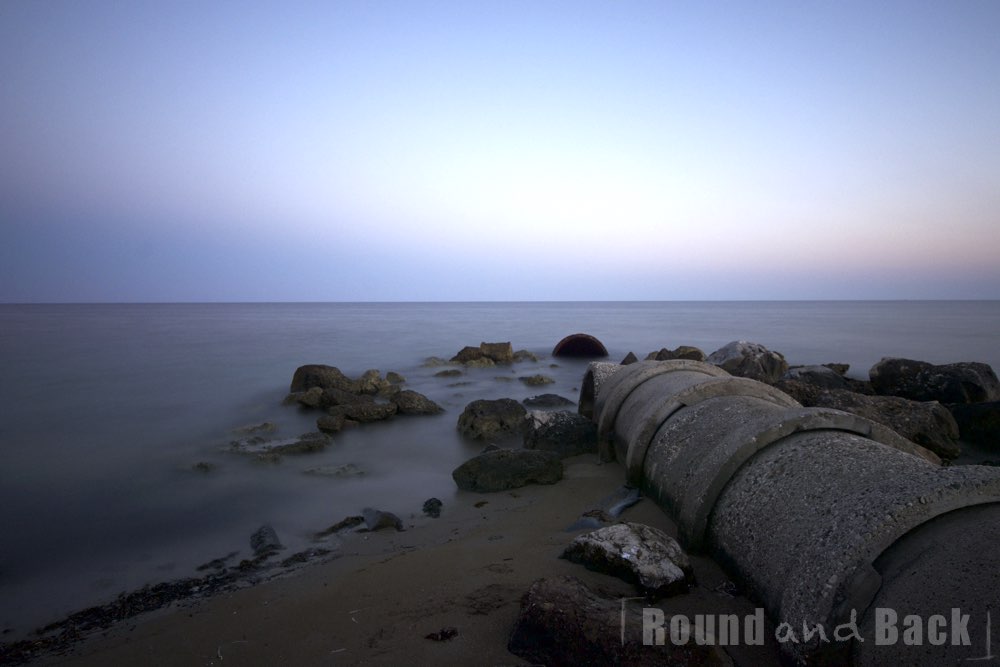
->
[37,455,783,666]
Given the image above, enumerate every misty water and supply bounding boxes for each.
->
[1,301,998,638]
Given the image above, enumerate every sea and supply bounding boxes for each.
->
[1,300,998,638]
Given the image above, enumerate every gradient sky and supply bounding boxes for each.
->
[2,1,999,302]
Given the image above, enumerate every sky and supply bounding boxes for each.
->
[1,1,999,302]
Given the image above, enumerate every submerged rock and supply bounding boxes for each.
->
[452,448,563,492]
[328,401,397,423]
[522,393,575,409]
[561,522,693,597]
[362,507,404,531]
[422,497,443,518]
[250,525,283,557]
[303,463,364,478]
[519,374,555,386]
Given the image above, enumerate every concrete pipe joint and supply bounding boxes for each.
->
[581,359,1000,665]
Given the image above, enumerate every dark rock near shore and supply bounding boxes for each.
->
[315,515,365,538]
[507,576,730,666]
[250,525,283,557]
[267,432,332,456]
[948,401,1000,450]
[523,410,597,458]
[777,381,960,459]
[457,398,528,440]
[645,345,707,362]
[452,448,563,492]
[621,351,639,365]
[329,401,398,423]
[561,522,693,597]
[523,393,575,409]
[391,389,444,415]
[707,341,788,384]
[870,358,1000,404]
[513,349,539,363]
[290,364,357,393]
[422,497,443,518]
[452,345,485,363]
[316,413,346,434]
[362,508,404,531]
[519,374,555,386]
[782,365,851,390]
[356,369,393,395]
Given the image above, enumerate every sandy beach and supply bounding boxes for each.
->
[32,455,782,666]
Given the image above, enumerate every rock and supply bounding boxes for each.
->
[315,515,364,537]
[320,387,373,408]
[250,525,283,557]
[823,363,850,376]
[421,356,451,367]
[523,410,597,458]
[316,413,346,434]
[522,393,575,409]
[452,449,563,492]
[561,522,693,597]
[508,576,731,667]
[295,386,324,408]
[422,497,443,518]
[782,365,852,390]
[786,385,960,460]
[948,401,1000,450]
[552,333,609,358]
[391,389,444,415]
[466,357,495,368]
[645,345,707,362]
[329,401,398,423]
[620,351,639,365]
[451,346,485,363]
[434,368,463,378]
[480,341,514,363]
[457,398,528,440]
[266,431,332,456]
[870,358,1000,404]
[303,463,364,478]
[290,364,357,393]
[707,341,788,384]
[519,374,555,386]
[386,371,406,384]
[362,507,404,531]
[425,627,458,641]
[513,349,539,363]
[356,369,391,395]
[191,461,216,473]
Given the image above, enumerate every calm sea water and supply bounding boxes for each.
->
[1,301,998,636]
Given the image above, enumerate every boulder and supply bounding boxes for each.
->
[782,365,852,390]
[552,333,609,358]
[321,387,374,408]
[480,341,514,363]
[870,358,1000,404]
[645,345,707,362]
[620,351,639,365]
[457,398,527,440]
[466,357,495,368]
[507,576,730,667]
[266,431,332,456]
[451,346,485,363]
[250,525,283,557]
[523,410,597,458]
[561,523,693,597]
[362,508,404,531]
[289,364,357,393]
[356,369,392,395]
[513,349,539,363]
[948,401,1000,450]
[391,389,444,415]
[422,498,443,518]
[823,363,850,376]
[522,393,575,409]
[316,413,346,434]
[386,371,406,384]
[707,341,788,384]
[294,386,324,408]
[782,384,961,460]
[452,449,563,492]
[329,402,397,423]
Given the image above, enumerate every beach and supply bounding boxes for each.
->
[37,455,782,666]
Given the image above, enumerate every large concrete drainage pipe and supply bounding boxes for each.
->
[583,360,1000,665]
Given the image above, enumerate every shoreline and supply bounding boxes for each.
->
[20,455,783,666]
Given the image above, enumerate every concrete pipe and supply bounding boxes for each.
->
[583,360,1000,665]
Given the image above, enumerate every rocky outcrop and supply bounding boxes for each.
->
[391,389,443,415]
[289,364,357,393]
[452,448,563,492]
[457,398,527,440]
[523,410,597,458]
[645,346,706,362]
[776,382,960,459]
[870,358,1000,404]
[451,341,514,364]
[561,523,693,597]
[707,341,788,384]
[507,576,730,667]
[948,401,1000,450]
